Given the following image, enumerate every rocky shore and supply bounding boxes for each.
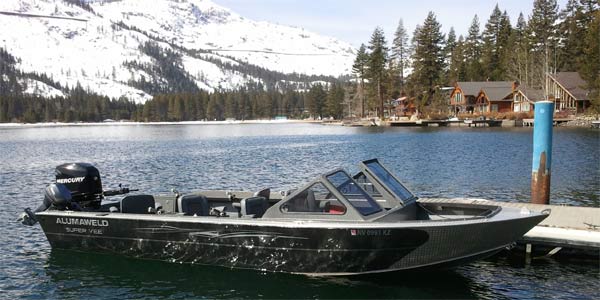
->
[560,115,600,127]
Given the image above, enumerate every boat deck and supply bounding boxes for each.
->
[420,198,600,257]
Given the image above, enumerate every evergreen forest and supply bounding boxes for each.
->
[1,0,598,123]
[354,0,599,118]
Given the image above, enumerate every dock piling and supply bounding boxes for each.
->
[531,101,554,205]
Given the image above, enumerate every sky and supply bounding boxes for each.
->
[215,0,569,48]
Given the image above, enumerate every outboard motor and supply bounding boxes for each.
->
[19,163,137,226]
[55,163,103,209]
[19,183,73,226]
[44,183,73,209]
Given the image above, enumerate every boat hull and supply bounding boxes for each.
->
[36,211,546,275]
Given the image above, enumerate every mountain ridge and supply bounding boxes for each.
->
[0,0,355,102]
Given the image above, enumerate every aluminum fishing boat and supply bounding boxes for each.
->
[20,159,548,275]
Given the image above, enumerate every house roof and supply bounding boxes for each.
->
[549,72,589,100]
[516,85,544,102]
[456,81,514,96]
[480,87,514,101]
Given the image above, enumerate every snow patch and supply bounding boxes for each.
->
[1,0,356,102]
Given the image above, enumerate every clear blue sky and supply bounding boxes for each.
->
[215,0,568,48]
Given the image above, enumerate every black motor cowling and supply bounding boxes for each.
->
[44,183,73,209]
[55,163,103,209]
[20,183,73,225]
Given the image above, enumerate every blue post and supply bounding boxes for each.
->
[531,101,554,204]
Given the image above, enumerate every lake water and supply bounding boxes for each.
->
[0,123,598,299]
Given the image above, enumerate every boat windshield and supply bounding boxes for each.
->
[364,160,415,202]
[326,171,382,216]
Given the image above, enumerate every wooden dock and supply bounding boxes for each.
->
[462,119,503,127]
[389,120,448,127]
[522,118,574,127]
[420,198,600,258]
[388,120,504,128]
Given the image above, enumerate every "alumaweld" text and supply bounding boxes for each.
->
[56,218,109,227]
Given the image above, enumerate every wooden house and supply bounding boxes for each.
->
[546,72,591,113]
[450,72,591,115]
[391,96,416,117]
[513,85,544,112]
[476,85,515,113]
[450,81,515,114]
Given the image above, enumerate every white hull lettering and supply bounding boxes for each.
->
[56,177,85,184]
[56,218,109,227]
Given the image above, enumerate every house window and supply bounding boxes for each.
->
[455,93,462,103]
[491,104,498,112]
[523,103,530,112]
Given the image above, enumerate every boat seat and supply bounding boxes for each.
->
[305,190,318,212]
[253,188,270,201]
[284,190,320,212]
[397,201,418,220]
[120,195,156,214]
[177,194,209,216]
[240,196,269,218]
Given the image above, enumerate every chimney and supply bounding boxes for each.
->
[512,81,520,91]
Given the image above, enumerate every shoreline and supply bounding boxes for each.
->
[0,119,322,128]
[0,117,597,128]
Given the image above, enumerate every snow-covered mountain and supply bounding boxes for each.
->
[0,0,356,102]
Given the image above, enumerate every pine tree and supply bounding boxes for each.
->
[325,83,345,119]
[352,44,369,118]
[580,9,600,111]
[224,93,237,119]
[481,4,502,81]
[464,15,483,81]
[448,35,466,84]
[306,84,326,119]
[497,11,512,79]
[410,11,445,108]
[528,0,559,90]
[366,27,388,119]
[557,0,599,73]
[508,13,530,84]
[529,0,559,52]
[444,27,457,83]
[391,19,410,93]
[174,94,184,121]
[0,96,7,122]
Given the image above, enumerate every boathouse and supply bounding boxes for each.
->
[546,72,591,113]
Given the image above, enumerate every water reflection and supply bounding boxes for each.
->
[44,250,487,299]
[1,124,598,299]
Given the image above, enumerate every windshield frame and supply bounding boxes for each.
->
[358,159,417,206]
[325,170,383,216]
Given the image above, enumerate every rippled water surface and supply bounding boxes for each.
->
[1,123,598,299]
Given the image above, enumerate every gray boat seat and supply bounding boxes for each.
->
[284,190,320,212]
[121,195,156,214]
[253,188,270,201]
[306,190,318,212]
[240,196,269,218]
[178,194,209,216]
[397,201,418,220]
